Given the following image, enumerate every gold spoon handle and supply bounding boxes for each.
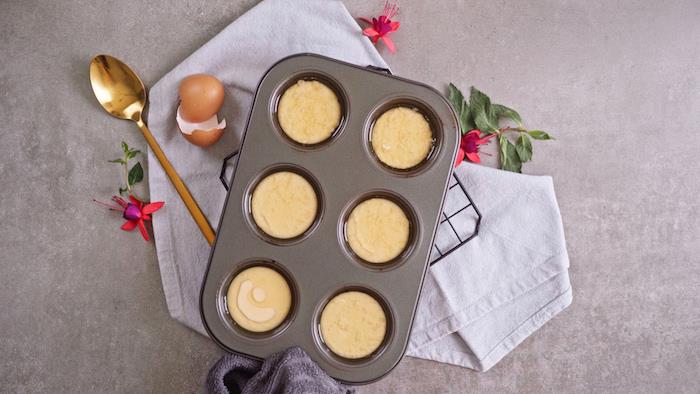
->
[136,118,216,245]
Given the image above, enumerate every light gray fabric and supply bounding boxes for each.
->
[147,0,571,373]
[406,163,572,371]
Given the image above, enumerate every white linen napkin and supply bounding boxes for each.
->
[147,0,571,372]
[407,163,572,371]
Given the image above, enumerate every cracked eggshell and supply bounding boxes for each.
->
[176,106,226,148]
[178,74,225,123]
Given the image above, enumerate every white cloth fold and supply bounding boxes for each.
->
[406,163,572,371]
[147,0,571,373]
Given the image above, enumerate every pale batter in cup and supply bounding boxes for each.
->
[251,171,318,239]
[277,80,341,144]
[320,291,387,359]
[371,106,433,169]
[345,198,410,264]
[226,266,292,333]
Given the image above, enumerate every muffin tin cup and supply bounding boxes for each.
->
[201,53,459,384]
[216,259,299,341]
[270,71,349,150]
[338,190,420,272]
[365,96,443,176]
[243,163,325,246]
[313,286,395,367]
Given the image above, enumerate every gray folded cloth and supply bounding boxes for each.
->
[207,347,352,394]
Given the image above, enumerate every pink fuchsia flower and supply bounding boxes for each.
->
[455,130,496,167]
[360,1,400,53]
[93,195,164,241]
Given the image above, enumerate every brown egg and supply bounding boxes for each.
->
[182,128,225,148]
[179,74,225,123]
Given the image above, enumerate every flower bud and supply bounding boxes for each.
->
[123,203,142,221]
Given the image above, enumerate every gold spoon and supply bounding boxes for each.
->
[89,54,216,245]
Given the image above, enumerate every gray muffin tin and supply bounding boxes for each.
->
[200,53,459,384]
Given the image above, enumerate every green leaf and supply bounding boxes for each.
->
[128,162,144,186]
[460,101,475,132]
[121,141,129,153]
[492,104,523,126]
[499,135,522,172]
[448,83,475,133]
[528,130,554,140]
[470,87,498,133]
[487,108,499,128]
[475,110,498,134]
[126,149,141,160]
[470,87,491,109]
[448,83,465,112]
[108,158,126,164]
[504,140,522,172]
[119,186,128,196]
[499,135,509,168]
[516,133,533,162]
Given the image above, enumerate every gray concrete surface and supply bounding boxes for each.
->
[2,0,699,392]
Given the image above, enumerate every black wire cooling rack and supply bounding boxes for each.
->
[220,149,480,267]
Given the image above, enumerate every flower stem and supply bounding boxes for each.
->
[498,126,527,135]
[122,154,131,194]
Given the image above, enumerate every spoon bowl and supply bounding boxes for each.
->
[90,55,147,121]
[89,54,216,245]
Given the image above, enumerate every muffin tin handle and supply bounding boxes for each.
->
[365,65,392,75]
[219,149,239,191]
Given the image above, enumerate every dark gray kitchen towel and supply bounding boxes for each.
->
[207,347,352,394]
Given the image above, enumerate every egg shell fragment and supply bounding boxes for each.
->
[183,129,225,148]
[176,105,226,148]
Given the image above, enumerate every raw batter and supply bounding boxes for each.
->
[371,107,433,169]
[346,198,410,264]
[320,291,387,359]
[251,171,318,239]
[277,80,341,144]
[226,266,292,333]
